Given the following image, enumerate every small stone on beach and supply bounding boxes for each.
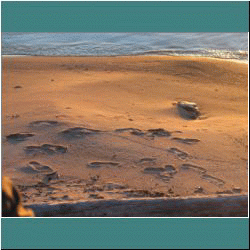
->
[194,186,204,193]
[177,101,200,119]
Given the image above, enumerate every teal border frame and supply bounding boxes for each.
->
[1,1,249,249]
[1,218,249,249]
[1,1,249,32]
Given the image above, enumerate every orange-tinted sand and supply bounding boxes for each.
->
[1,56,248,205]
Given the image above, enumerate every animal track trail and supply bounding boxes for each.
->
[24,144,67,155]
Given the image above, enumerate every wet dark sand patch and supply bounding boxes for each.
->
[25,144,67,155]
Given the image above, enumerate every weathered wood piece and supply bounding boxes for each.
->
[28,194,248,217]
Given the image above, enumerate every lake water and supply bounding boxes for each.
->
[2,32,248,62]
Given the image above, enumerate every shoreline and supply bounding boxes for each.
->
[2,55,248,212]
[2,54,248,64]
[28,194,248,217]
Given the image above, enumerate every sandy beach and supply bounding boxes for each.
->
[2,55,248,207]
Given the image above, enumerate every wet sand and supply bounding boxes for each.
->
[1,56,248,206]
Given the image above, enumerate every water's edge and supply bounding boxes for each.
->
[2,33,248,62]
[2,54,248,64]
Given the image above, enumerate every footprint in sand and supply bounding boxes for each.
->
[164,164,177,174]
[42,172,59,185]
[123,190,165,198]
[114,128,145,136]
[180,163,225,187]
[180,163,207,174]
[60,127,101,138]
[20,161,54,174]
[14,85,22,89]
[172,137,200,145]
[159,165,177,182]
[143,167,166,174]
[114,128,171,138]
[25,144,67,155]
[144,164,177,182]
[201,174,225,187]
[138,157,157,163]
[143,164,177,175]
[88,194,104,199]
[87,161,121,168]
[103,183,129,191]
[146,128,171,137]
[19,161,59,185]
[6,114,20,120]
[29,120,62,128]
[167,147,189,159]
[6,133,34,143]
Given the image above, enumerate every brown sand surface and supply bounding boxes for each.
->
[1,56,248,205]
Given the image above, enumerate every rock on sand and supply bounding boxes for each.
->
[176,101,200,119]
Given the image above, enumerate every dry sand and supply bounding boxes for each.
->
[1,56,248,206]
